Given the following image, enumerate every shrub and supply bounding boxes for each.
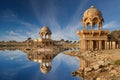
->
[114,60,120,65]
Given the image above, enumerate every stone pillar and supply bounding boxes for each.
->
[89,40,90,50]
[105,40,107,49]
[99,40,102,50]
[80,40,86,50]
[115,41,117,49]
[108,41,110,49]
[118,40,120,49]
[90,40,93,50]
[89,40,91,50]
[80,40,82,50]
[111,41,112,49]
[97,40,99,50]
[92,40,93,50]
[85,40,87,50]
[86,40,89,50]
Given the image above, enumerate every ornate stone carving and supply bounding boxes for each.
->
[81,6,104,30]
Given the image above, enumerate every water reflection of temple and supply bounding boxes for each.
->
[25,47,60,74]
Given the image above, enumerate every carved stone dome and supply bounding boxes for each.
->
[82,6,104,30]
[83,6,102,18]
[39,26,52,39]
[40,26,51,33]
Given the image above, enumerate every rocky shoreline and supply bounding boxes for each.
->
[64,49,120,80]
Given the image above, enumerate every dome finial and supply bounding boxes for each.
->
[91,5,94,8]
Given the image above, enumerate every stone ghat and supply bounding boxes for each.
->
[63,49,120,80]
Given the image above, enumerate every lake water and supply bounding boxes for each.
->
[0,49,81,80]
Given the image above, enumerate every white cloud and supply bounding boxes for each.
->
[38,1,88,41]
[103,21,120,30]
[49,21,80,40]
[0,50,24,60]
[0,21,40,41]
[0,9,41,41]
[20,21,40,39]
[0,50,36,78]
[30,0,78,40]
[9,31,19,36]
[60,53,80,67]
[63,22,81,40]
[51,53,80,74]
[0,9,17,21]
[0,1,90,41]
[0,33,27,41]
[20,21,40,32]
[37,5,83,40]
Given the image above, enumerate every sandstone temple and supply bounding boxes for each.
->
[29,6,119,50]
[77,6,110,51]
[33,26,53,47]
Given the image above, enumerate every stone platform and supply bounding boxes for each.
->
[77,30,110,50]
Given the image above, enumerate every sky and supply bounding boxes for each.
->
[0,0,120,41]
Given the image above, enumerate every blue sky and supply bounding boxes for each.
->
[0,0,120,41]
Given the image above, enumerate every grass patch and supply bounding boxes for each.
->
[114,60,120,65]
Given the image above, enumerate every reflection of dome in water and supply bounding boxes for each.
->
[39,26,52,39]
[25,48,59,74]
[40,65,52,74]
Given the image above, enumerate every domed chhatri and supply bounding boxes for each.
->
[39,26,52,39]
[82,6,104,30]
[78,6,110,51]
